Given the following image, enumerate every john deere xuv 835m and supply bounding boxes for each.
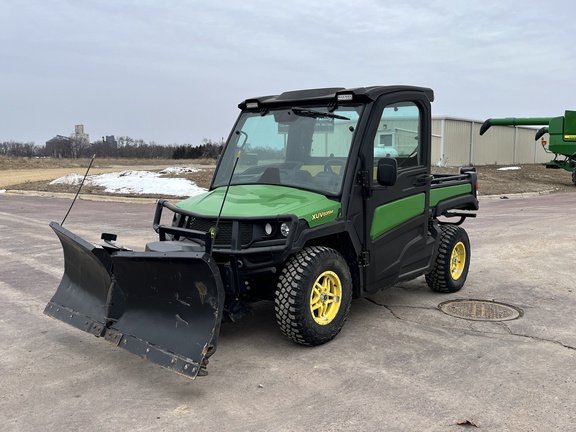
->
[46,86,479,378]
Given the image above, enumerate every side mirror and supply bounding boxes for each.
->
[376,157,398,186]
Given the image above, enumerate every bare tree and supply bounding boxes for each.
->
[0,141,38,157]
[69,136,90,158]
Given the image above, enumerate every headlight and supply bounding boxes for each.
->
[264,223,273,236]
[280,222,290,237]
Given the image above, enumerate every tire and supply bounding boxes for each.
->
[275,246,352,346]
[571,170,576,186]
[425,225,470,293]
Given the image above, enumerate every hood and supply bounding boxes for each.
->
[177,185,340,227]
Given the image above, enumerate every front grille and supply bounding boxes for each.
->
[185,217,253,247]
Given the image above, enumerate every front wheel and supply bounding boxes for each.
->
[425,225,470,293]
[275,246,352,346]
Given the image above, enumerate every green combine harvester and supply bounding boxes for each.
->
[480,110,576,184]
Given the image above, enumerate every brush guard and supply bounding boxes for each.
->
[45,222,224,379]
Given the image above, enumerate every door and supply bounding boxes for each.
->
[363,95,435,292]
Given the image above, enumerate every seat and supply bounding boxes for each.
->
[258,167,281,184]
[314,172,340,192]
[293,170,313,184]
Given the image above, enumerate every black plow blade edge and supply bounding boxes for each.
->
[45,222,113,336]
[111,251,224,378]
[45,222,225,379]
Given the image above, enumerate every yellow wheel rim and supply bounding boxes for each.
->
[310,270,342,325]
[450,241,466,280]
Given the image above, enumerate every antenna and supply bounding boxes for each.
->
[61,154,96,226]
[208,131,247,254]
[209,150,241,253]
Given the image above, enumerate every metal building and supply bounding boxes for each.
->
[431,117,550,167]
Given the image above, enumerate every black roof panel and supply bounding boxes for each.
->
[239,85,434,109]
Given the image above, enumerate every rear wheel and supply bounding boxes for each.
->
[275,246,352,346]
[426,225,470,293]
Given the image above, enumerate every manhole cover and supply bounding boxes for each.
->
[438,299,522,322]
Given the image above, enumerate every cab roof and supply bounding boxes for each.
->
[238,85,434,109]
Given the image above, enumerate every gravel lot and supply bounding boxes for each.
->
[1,193,575,431]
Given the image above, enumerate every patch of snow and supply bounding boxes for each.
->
[49,173,83,185]
[0,189,5,194]
[159,167,201,175]
[49,168,207,197]
[497,166,521,171]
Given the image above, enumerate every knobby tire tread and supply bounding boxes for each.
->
[425,224,469,293]
[275,246,351,346]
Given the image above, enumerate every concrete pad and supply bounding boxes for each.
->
[0,193,575,431]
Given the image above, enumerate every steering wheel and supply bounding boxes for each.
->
[323,158,346,174]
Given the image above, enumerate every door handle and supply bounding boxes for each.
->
[414,174,433,186]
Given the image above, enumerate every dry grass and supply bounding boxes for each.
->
[433,163,576,196]
[0,156,216,195]
[0,155,216,170]
[2,156,575,197]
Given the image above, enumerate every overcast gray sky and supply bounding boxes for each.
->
[2,0,575,146]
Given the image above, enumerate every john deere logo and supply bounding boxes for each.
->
[311,209,334,220]
[209,227,216,238]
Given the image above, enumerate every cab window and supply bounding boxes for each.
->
[373,102,421,179]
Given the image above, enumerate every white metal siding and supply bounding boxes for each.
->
[432,117,553,166]
[443,120,472,166]
[431,119,442,165]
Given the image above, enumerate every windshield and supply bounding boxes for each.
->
[213,105,361,195]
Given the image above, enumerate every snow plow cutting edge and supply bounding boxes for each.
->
[45,221,225,379]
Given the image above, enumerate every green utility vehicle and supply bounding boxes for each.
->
[480,111,576,184]
[46,86,479,378]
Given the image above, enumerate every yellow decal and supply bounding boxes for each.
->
[311,209,334,220]
[564,135,576,139]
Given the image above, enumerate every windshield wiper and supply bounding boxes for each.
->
[291,107,350,121]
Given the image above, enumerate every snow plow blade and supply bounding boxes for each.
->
[45,222,225,379]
